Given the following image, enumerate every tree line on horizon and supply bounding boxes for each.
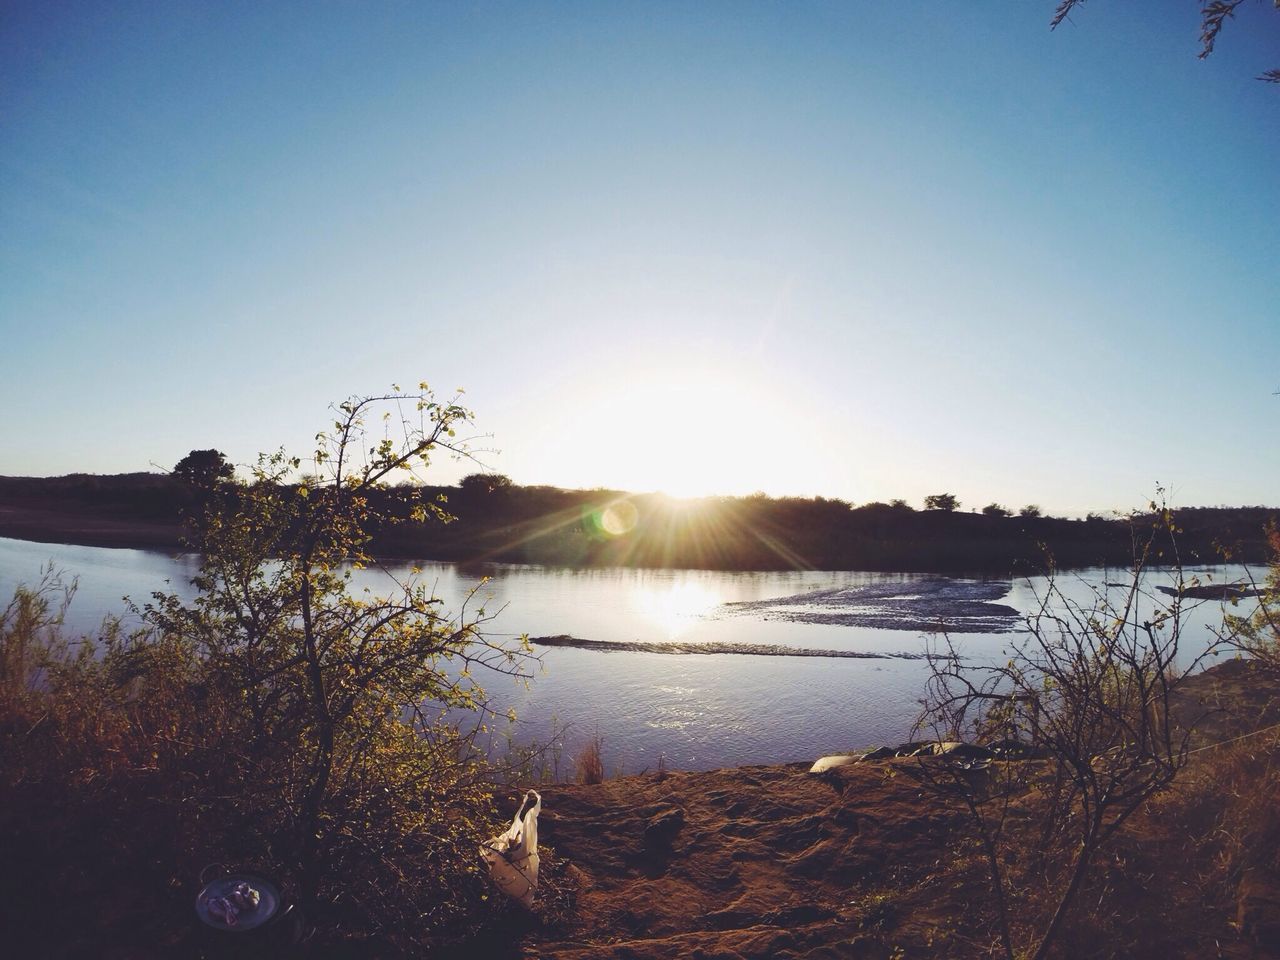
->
[0,452,1274,573]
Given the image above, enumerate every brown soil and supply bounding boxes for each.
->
[457,660,1280,960]
[514,761,981,959]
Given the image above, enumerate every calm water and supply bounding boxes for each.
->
[0,537,1255,772]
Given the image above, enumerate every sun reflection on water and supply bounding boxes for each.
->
[634,579,723,640]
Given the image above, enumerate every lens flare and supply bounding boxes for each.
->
[600,501,638,536]
[583,499,640,539]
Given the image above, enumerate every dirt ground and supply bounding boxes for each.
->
[450,658,1280,960]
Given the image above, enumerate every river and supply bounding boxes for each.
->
[0,536,1256,772]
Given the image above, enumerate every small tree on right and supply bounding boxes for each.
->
[1230,521,1280,665]
[916,499,1232,959]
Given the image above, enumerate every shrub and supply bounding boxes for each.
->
[1230,522,1280,666]
[916,499,1233,960]
[0,386,530,954]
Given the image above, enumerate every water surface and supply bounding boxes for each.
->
[0,537,1254,772]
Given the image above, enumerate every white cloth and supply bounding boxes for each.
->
[480,790,541,908]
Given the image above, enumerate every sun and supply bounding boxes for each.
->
[518,355,837,498]
[562,366,797,498]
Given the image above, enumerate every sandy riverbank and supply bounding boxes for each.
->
[450,658,1280,959]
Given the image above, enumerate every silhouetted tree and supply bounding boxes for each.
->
[459,472,513,497]
[1020,504,1043,518]
[172,449,234,491]
[982,503,1011,518]
[924,493,960,512]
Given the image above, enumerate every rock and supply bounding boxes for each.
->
[809,755,860,773]
[850,740,1043,765]
[894,741,936,757]
[643,806,685,850]
[934,742,994,762]
[985,738,1047,760]
[1156,582,1261,601]
[858,747,898,762]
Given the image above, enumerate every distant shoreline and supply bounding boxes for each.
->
[1,476,1274,573]
[0,506,184,553]
[0,518,1265,576]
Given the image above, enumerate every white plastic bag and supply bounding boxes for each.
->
[480,789,541,908]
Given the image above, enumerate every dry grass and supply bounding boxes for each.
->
[575,734,605,785]
[1033,726,1280,957]
[888,730,1280,959]
[1155,727,1280,882]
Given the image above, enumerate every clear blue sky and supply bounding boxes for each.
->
[2,1,1277,515]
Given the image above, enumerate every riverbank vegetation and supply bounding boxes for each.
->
[0,387,534,956]
[0,466,1274,572]
[914,502,1244,958]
